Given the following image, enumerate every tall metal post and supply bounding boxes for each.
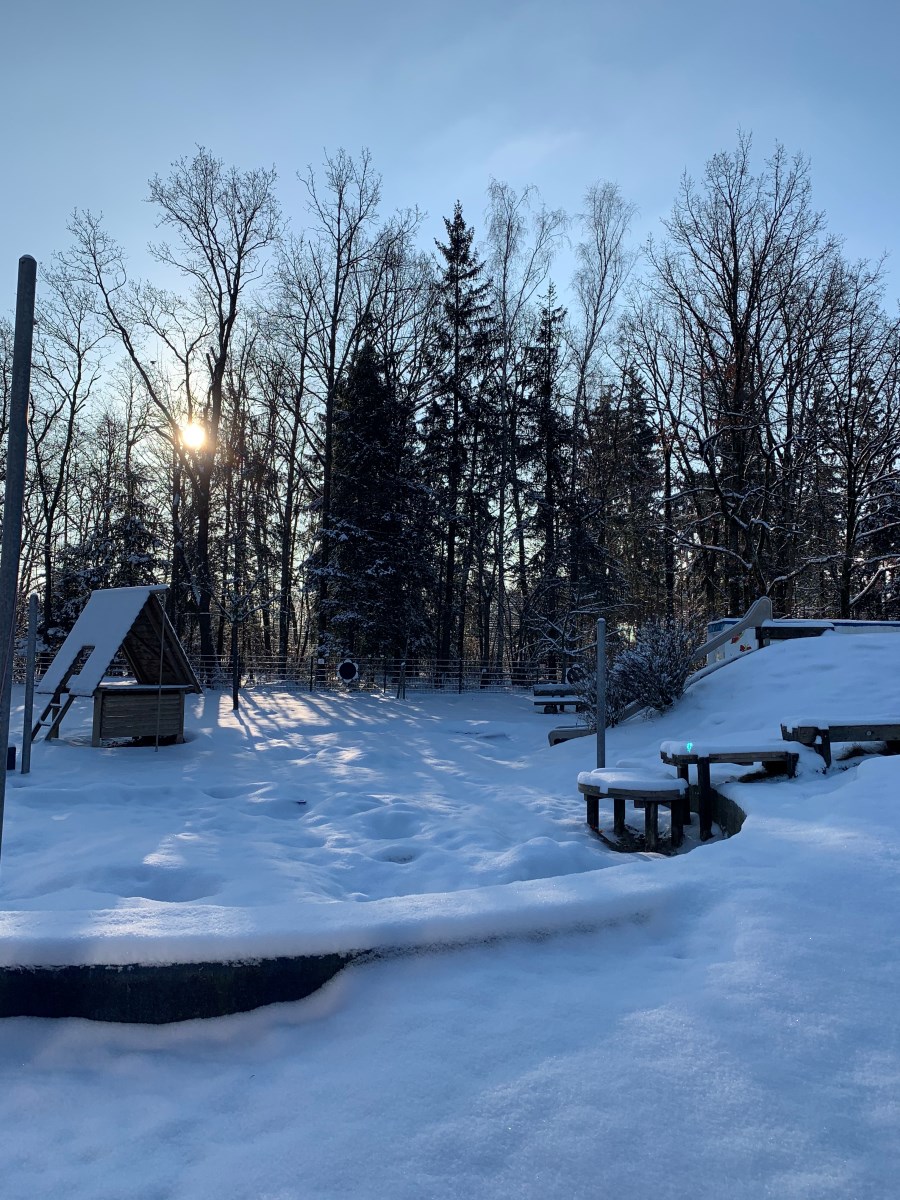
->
[21,594,38,775]
[230,619,240,712]
[596,617,606,769]
[0,256,37,866]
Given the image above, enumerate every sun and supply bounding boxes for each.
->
[180,422,206,450]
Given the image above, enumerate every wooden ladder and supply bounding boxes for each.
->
[31,661,81,742]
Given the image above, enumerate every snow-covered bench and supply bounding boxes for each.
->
[780,719,900,768]
[533,683,584,715]
[577,769,689,851]
[548,725,593,747]
[659,739,802,840]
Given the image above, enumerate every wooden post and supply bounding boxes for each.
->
[697,758,713,840]
[91,693,103,747]
[613,797,625,836]
[670,799,684,849]
[645,802,658,851]
[586,794,599,831]
[677,762,691,825]
[819,730,832,769]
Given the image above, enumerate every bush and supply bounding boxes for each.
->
[607,619,701,713]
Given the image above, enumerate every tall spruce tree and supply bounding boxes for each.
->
[423,202,494,665]
[520,286,570,672]
[324,338,429,657]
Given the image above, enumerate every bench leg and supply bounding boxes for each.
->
[817,732,832,769]
[677,763,691,825]
[670,800,683,849]
[613,798,625,836]
[586,795,600,831]
[697,759,713,841]
[644,802,658,851]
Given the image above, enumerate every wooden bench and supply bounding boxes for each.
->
[780,719,900,768]
[659,740,801,841]
[548,725,593,747]
[577,770,689,851]
[533,683,585,715]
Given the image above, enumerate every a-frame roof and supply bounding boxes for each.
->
[36,587,202,697]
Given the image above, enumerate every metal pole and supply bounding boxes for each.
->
[230,619,240,711]
[0,256,37,866]
[596,617,606,769]
[154,595,167,752]
[21,594,37,774]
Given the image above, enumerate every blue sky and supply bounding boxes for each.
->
[2,0,898,312]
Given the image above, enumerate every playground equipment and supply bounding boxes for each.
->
[32,586,201,746]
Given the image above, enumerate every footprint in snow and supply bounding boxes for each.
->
[202,784,255,800]
[82,864,224,903]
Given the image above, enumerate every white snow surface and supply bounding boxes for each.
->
[2,632,900,1196]
[782,716,900,728]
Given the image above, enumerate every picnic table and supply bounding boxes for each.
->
[659,738,802,840]
[780,719,900,768]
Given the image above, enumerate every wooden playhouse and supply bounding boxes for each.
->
[33,586,202,746]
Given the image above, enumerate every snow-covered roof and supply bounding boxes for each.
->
[37,587,201,697]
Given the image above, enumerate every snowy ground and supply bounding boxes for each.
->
[0,688,610,915]
[2,633,900,1196]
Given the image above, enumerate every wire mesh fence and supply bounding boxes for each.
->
[13,649,574,697]
[186,655,550,695]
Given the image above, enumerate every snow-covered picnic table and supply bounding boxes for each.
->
[576,769,689,850]
[780,718,900,767]
[659,738,805,840]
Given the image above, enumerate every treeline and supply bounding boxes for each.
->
[1,133,899,675]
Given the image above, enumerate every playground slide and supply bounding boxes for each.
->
[548,598,775,742]
[683,596,774,692]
